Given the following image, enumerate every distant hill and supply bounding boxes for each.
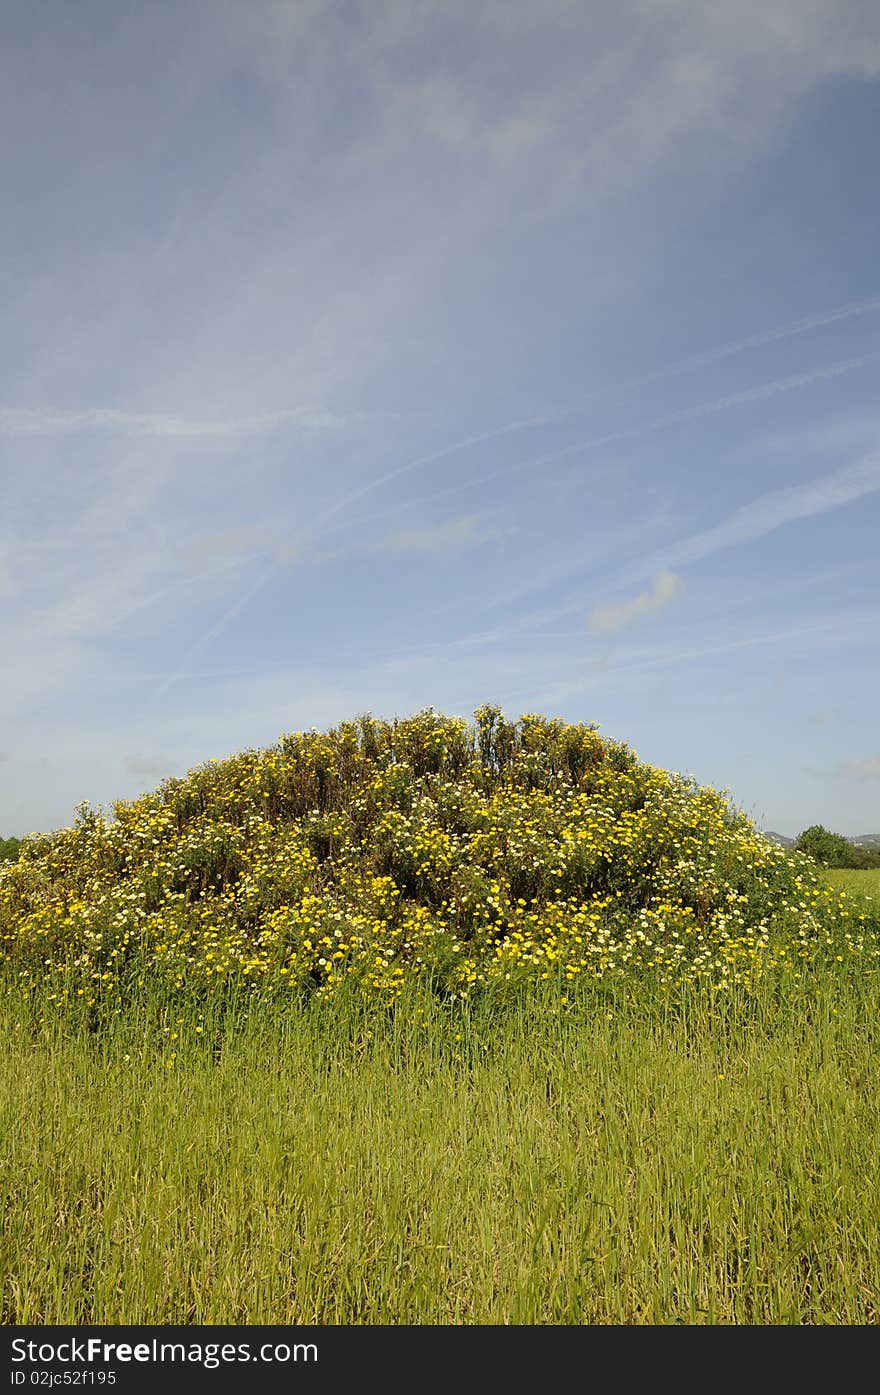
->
[763,831,880,850]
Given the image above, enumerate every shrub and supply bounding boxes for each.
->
[0,836,22,865]
[1,709,875,1012]
[795,825,861,869]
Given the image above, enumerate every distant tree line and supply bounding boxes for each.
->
[0,835,22,863]
[795,826,880,869]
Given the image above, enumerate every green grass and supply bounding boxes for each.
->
[3,966,879,1325]
[822,866,880,906]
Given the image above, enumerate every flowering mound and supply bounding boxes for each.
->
[0,707,869,1009]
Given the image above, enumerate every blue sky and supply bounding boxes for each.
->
[2,0,879,839]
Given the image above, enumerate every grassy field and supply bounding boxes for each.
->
[822,866,880,905]
[3,960,879,1325]
[2,715,878,1323]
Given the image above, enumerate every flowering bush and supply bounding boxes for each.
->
[2,707,876,1011]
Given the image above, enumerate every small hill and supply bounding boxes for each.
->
[764,831,880,851]
[0,707,835,1008]
[764,831,796,848]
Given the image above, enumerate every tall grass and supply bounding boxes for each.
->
[3,715,878,1323]
[3,962,878,1325]
[822,866,880,905]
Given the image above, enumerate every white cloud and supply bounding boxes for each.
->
[588,570,684,634]
[666,451,880,569]
[233,1,880,201]
[590,294,880,400]
[177,527,277,574]
[532,445,880,636]
[360,351,880,529]
[125,754,173,777]
[148,512,499,702]
[4,0,880,837]
[171,509,495,590]
[0,405,339,438]
[304,417,552,538]
[369,515,497,555]
[591,613,877,677]
[838,754,880,782]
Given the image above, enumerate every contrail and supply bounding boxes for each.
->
[575,292,880,403]
[0,405,339,438]
[312,301,880,536]
[303,415,553,535]
[152,562,279,700]
[151,348,879,701]
[9,292,879,442]
[596,612,879,677]
[149,314,880,700]
[322,348,880,526]
[149,416,550,700]
[658,451,880,570]
[489,348,880,487]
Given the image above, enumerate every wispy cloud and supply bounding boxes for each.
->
[178,527,278,575]
[5,0,880,841]
[600,615,872,674]
[345,351,880,523]
[151,373,880,694]
[177,513,496,576]
[588,570,684,634]
[309,300,880,546]
[518,446,880,636]
[149,513,498,700]
[125,753,173,777]
[364,514,498,556]
[0,405,340,438]
[580,292,880,403]
[143,414,549,700]
[642,353,880,433]
[838,754,880,781]
[663,451,880,569]
[305,416,552,535]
